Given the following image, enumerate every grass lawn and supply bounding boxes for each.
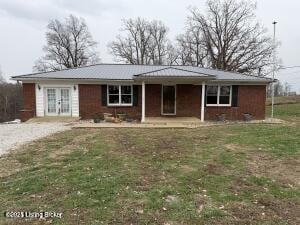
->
[0,103,299,225]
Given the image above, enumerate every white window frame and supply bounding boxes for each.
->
[206,85,232,107]
[107,85,133,106]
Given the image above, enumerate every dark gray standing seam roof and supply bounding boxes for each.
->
[134,67,212,77]
[11,64,273,82]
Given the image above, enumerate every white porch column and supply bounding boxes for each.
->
[201,81,205,122]
[141,81,146,123]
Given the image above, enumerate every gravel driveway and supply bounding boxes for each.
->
[0,123,70,156]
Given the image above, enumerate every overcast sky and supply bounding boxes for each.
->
[0,0,299,92]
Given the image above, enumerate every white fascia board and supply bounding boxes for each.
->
[205,80,272,85]
[13,78,135,84]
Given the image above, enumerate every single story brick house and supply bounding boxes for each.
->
[12,64,272,122]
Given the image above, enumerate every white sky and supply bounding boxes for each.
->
[0,0,299,92]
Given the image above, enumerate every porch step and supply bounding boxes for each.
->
[144,117,202,125]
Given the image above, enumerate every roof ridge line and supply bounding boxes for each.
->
[133,66,171,76]
[168,67,214,76]
[133,66,214,77]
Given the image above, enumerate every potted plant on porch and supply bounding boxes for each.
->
[243,113,252,121]
[93,113,103,123]
[216,113,226,122]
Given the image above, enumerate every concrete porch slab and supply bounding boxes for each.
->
[144,117,202,125]
[72,117,206,129]
[71,117,286,129]
[72,122,205,129]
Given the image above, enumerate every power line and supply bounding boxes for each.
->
[279,66,300,70]
[278,70,300,75]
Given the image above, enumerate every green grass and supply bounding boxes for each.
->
[266,102,300,121]
[0,103,299,224]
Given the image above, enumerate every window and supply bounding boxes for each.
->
[206,85,231,106]
[206,86,218,105]
[108,85,132,106]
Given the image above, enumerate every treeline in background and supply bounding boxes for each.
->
[0,74,23,122]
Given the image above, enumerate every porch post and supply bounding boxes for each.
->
[141,81,146,123]
[201,81,205,122]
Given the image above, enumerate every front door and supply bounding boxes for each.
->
[46,88,71,116]
[162,85,176,115]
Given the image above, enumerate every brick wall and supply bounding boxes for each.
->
[145,84,161,117]
[176,84,201,117]
[145,84,202,117]
[20,83,36,121]
[23,83,36,110]
[79,84,142,119]
[78,84,266,120]
[205,85,266,120]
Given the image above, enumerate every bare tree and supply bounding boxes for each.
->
[109,18,151,64]
[34,15,100,72]
[175,26,208,66]
[0,66,5,83]
[148,20,169,65]
[266,80,293,97]
[283,82,291,96]
[109,18,172,65]
[0,83,23,122]
[178,0,274,76]
[166,44,179,65]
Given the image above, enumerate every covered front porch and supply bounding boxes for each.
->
[140,81,207,123]
[134,67,213,123]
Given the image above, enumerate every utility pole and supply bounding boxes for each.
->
[271,21,277,118]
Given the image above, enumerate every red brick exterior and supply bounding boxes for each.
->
[145,84,161,117]
[79,84,142,119]
[145,84,202,117]
[20,83,36,121]
[177,85,202,117]
[78,84,266,120]
[20,83,266,121]
[205,85,266,120]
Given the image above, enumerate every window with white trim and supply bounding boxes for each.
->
[206,85,232,106]
[107,85,133,106]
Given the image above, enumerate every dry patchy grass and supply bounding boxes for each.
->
[0,103,299,225]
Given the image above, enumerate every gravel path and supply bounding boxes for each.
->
[0,123,70,156]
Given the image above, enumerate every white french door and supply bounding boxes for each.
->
[46,88,71,116]
[60,88,71,115]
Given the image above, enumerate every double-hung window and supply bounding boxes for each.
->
[206,85,232,106]
[107,85,133,106]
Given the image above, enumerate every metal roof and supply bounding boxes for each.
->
[135,67,212,77]
[11,64,272,82]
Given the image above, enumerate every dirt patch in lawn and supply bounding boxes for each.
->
[0,158,23,178]
[247,153,300,187]
[227,199,300,225]
[180,164,197,173]
[48,130,98,159]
